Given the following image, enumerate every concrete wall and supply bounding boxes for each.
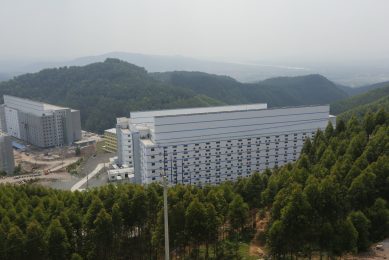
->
[71,110,82,141]
[5,107,21,138]
[18,111,47,147]
[0,105,6,132]
[153,105,329,144]
[0,133,15,175]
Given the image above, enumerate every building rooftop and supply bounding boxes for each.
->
[140,139,155,147]
[0,131,9,137]
[3,95,79,116]
[105,128,117,134]
[130,103,267,122]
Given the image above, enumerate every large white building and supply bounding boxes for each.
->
[116,104,335,186]
[0,95,81,148]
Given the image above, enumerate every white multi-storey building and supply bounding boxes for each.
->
[117,103,335,186]
[0,95,82,148]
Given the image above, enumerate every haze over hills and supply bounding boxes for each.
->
[152,72,348,107]
[2,52,389,86]
[0,52,312,83]
[0,58,359,134]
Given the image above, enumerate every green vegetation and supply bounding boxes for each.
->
[152,72,348,107]
[66,158,83,175]
[13,164,22,175]
[0,59,348,133]
[265,109,389,258]
[0,109,387,259]
[331,84,389,116]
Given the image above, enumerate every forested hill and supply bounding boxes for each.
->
[0,59,349,133]
[0,109,387,259]
[330,84,389,119]
[0,59,223,132]
[152,72,348,107]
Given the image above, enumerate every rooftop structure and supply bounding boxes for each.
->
[117,103,335,186]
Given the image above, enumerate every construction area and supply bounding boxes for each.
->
[0,131,115,191]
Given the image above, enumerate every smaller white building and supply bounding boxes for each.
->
[108,167,134,182]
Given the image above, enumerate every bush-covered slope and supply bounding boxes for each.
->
[153,72,349,107]
[0,59,221,133]
[331,84,389,116]
[338,96,389,120]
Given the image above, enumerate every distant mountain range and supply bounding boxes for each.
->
[0,52,312,83]
[2,51,389,86]
[0,58,388,133]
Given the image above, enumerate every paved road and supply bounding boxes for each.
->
[71,163,104,191]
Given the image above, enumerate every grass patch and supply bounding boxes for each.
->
[238,242,258,260]
[66,158,84,174]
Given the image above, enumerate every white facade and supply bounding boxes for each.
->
[5,107,21,138]
[0,95,81,147]
[117,104,334,186]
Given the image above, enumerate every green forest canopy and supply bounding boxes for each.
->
[331,84,389,115]
[0,109,388,259]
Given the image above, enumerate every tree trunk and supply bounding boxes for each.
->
[205,241,209,259]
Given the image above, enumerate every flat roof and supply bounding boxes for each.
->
[108,168,134,175]
[155,104,329,119]
[105,128,116,134]
[140,139,155,147]
[4,95,78,112]
[130,103,267,120]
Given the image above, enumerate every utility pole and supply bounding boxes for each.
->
[163,175,170,260]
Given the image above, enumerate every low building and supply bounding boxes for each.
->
[103,128,117,153]
[0,131,15,175]
[0,95,81,148]
[116,103,335,186]
[107,167,134,182]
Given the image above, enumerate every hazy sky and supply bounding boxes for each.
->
[1,0,389,63]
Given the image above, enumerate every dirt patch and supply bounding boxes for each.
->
[249,211,269,258]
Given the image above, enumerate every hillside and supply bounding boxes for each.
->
[152,72,348,107]
[338,80,389,96]
[0,59,222,133]
[331,84,389,117]
[0,59,350,133]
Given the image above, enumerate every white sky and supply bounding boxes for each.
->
[1,0,388,63]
